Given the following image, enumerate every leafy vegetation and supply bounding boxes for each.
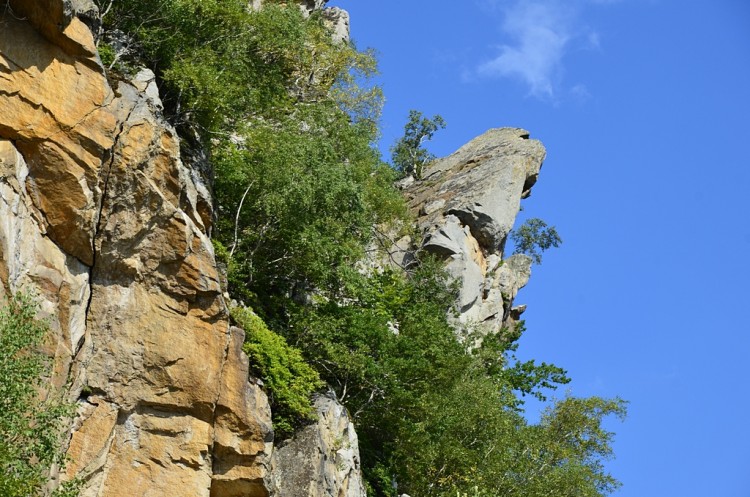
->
[231,306,323,439]
[391,110,446,179]
[0,294,76,497]
[511,217,563,264]
[99,1,624,495]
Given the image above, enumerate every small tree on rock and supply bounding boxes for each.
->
[391,110,446,180]
[511,218,562,264]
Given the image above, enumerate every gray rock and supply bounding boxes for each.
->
[400,128,546,333]
[132,68,163,110]
[322,7,350,44]
[423,214,466,257]
[424,215,485,314]
[270,394,366,497]
[298,0,328,16]
[408,128,545,252]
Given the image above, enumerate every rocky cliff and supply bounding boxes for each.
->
[1,2,272,495]
[1,1,546,495]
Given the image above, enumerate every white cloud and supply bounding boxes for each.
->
[475,0,616,99]
[587,31,602,50]
[570,83,592,102]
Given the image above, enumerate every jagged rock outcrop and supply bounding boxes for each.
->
[0,3,273,495]
[321,8,351,44]
[399,128,546,334]
[269,394,366,497]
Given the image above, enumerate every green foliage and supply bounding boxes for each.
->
[391,109,446,179]
[396,384,626,497]
[282,259,621,497]
[97,41,116,68]
[231,306,323,439]
[104,0,385,136]
[511,217,563,264]
[471,324,570,402]
[0,294,74,497]
[214,105,404,301]
[104,0,405,307]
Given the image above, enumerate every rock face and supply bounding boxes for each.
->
[0,3,273,495]
[402,128,546,334]
[269,394,366,497]
[321,8,351,44]
[1,1,544,496]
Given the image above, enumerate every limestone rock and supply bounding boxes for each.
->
[73,69,272,497]
[270,394,366,497]
[404,128,546,333]
[0,139,90,384]
[212,327,274,497]
[7,0,100,57]
[298,0,328,16]
[408,128,545,252]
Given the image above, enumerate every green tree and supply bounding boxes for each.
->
[213,105,404,305]
[511,217,562,264]
[0,294,74,497]
[391,110,446,179]
[282,258,620,497]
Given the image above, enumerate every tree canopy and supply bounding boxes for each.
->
[511,217,563,264]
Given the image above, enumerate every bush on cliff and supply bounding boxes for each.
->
[511,217,563,264]
[0,294,76,497]
[391,109,446,179]
[231,306,323,439]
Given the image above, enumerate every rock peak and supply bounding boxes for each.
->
[397,127,546,334]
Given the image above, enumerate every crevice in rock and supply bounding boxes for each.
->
[208,321,234,472]
[446,207,500,254]
[78,97,135,362]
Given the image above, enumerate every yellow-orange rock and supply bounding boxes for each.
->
[0,3,274,496]
[0,8,115,265]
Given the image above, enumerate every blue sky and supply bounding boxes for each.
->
[330,1,750,495]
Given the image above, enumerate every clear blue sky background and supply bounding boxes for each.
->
[329,1,750,495]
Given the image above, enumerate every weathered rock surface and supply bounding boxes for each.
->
[1,3,273,495]
[403,128,546,333]
[321,7,351,44]
[298,0,329,16]
[270,394,366,497]
[0,139,90,383]
[0,6,115,265]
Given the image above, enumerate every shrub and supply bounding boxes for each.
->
[231,306,323,439]
[0,293,74,497]
[391,110,446,179]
